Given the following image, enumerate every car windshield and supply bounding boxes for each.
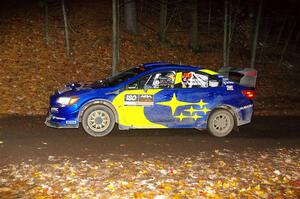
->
[92,66,146,88]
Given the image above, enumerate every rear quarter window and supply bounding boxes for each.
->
[176,71,221,88]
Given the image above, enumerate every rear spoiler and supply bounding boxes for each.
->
[218,67,257,88]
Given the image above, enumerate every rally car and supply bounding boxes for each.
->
[45,62,257,137]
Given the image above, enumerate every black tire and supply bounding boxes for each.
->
[207,109,234,137]
[82,104,115,137]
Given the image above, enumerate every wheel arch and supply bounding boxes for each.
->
[78,99,119,123]
[209,104,238,128]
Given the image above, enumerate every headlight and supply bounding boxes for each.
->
[56,97,79,106]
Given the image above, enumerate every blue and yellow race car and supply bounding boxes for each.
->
[45,62,257,137]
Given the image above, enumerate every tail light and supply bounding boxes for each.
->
[242,90,255,100]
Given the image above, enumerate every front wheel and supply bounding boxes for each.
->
[82,105,115,137]
[207,109,235,137]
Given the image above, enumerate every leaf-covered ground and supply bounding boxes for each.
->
[0,148,299,198]
[0,1,299,117]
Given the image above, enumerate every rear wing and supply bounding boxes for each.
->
[218,67,257,88]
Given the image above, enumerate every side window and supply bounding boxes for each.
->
[181,71,208,88]
[145,71,176,89]
[127,75,151,90]
[177,71,220,88]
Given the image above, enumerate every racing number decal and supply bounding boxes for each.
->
[125,94,138,103]
[124,94,154,106]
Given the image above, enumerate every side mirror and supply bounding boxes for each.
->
[127,82,138,90]
[209,80,219,87]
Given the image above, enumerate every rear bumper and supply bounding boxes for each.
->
[45,114,79,129]
[235,106,253,126]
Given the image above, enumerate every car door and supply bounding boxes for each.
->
[112,70,177,129]
[154,70,222,129]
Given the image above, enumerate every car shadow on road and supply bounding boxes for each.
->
[0,115,299,139]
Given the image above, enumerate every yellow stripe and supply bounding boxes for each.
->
[200,69,218,75]
[175,72,182,84]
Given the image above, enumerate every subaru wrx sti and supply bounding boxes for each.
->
[45,62,257,137]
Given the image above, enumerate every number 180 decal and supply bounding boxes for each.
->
[124,94,153,106]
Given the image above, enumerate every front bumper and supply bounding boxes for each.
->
[45,114,79,129]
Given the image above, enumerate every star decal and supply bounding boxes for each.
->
[200,107,211,114]
[174,112,185,122]
[156,93,209,122]
[198,99,208,108]
[191,114,202,120]
[174,113,203,121]
[185,106,200,115]
[156,93,192,115]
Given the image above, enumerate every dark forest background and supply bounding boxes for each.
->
[0,0,299,116]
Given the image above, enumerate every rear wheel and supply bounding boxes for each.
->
[208,109,234,137]
[82,105,115,137]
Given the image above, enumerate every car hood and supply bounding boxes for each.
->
[57,82,94,94]
[55,81,121,97]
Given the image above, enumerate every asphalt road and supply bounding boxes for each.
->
[0,116,299,166]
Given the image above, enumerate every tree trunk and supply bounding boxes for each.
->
[228,0,239,47]
[124,0,137,35]
[223,0,229,66]
[117,0,120,63]
[294,30,300,50]
[278,22,296,66]
[139,0,144,23]
[250,0,263,68]
[159,0,168,42]
[190,0,199,51]
[61,0,70,58]
[226,0,232,65]
[43,0,49,44]
[247,0,256,48]
[276,18,286,46]
[207,0,212,34]
[112,0,118,75]
[258,17,271,63]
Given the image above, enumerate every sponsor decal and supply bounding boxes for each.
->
[66,120,77,124]
[239,104,253,110]
[226,85,234,91]
[139,94,153,102]
[50,107,59,113]
[124,94,154,106]
[52,116,65,120]
[223,77,234,85]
